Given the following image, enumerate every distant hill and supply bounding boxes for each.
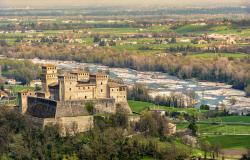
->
[0,7,248,17]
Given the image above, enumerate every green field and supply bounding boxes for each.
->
[205,116,250,123]
[128,100,153,113]
[4,85,34,94]
[188,53,248,58]
[128,100,207,117]
[177,123,250,135]
[174,24,211,34]
[202,135,250,149]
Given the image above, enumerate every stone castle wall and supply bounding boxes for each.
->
[27,115,94,136]
[56,98,116,117]
[27,97,57,118]
[26,96,117,118]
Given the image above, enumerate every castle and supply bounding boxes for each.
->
[18,64,131,135]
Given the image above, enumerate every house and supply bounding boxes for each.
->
[149,108,166,116]
[29,80,42,88]
[6,79,16,85]
[165,122,176,135]
[197,39,208,45]
[0,90,8,99]
[226,37,236,45]
[6,79,21,85]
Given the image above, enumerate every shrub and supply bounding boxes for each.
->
[85,102,94,115]
[200,104,210,110]
[245,85,250,97]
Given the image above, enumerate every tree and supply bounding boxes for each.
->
[138,112,158,136]
[93,35,101,43]
[85,102,94,115]
[230,97,237,105]
[110,107,128,128]
[200,104,210,110]
[188,118,198,136]
[240,149,250,160]
[169,37,177,44]
[200,140,211,160]
[212,143,221,159]
[245,85,250,97]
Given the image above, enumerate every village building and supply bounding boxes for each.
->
[29,79,42,88]
[165,122,177,135]
[0,90,8,100]
[6,78,21,85]
[149,108,166,116]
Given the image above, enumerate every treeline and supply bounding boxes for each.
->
[1,44,250,94]
[128,84,195,108]
[0,59,41,84]
[0,107,191,160]
[0,21,132,31]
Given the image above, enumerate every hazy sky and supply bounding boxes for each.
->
[0,0,248,8]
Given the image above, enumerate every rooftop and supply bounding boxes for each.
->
[42,64,56,68]
[108,82,126,88]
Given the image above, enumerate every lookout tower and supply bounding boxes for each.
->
[41,64,58,98]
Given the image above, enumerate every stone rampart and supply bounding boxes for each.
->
[27,97,57,118]
[56,98,116,117]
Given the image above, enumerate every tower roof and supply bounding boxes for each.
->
[42,64,56,68]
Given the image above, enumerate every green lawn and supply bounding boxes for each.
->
[202,135,250,149]
[4,85,34,94]
[128,100,153,113]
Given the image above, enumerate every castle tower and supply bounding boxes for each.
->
[70,70,90,81]
[58,73,77,101]
[41,64,58,98]
[18,90,36,114]
[95,72,109,99]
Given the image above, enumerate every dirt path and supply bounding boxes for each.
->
[221,149,248,159]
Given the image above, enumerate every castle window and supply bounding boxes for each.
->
[85,96,87,99]
[88,87,90,89]
[101,89,103,92]
[112,89,113,91]
[69,88,71,91]
[101,82,103,85]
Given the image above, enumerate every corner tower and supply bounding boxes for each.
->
[41,64,58,98]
